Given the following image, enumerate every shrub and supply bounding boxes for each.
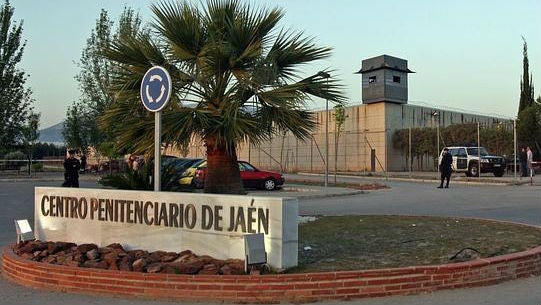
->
[3,151,26,169]
[99,161,194,192]
[31,162,44,172]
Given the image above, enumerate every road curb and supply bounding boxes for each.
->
[287,189,365,199]
[247,185,365,199]
[4,231,540,303]
[296,172,537,186]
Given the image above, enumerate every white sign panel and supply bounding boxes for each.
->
[34,187,298,269]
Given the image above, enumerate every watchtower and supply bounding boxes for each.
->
[356,55,414,104]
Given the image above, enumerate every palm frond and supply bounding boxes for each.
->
[99,0,345,158]
[263,29,333,81]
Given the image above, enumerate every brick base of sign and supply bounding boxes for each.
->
[2,244,540,303]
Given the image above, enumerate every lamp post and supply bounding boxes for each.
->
[408,127,412,176]
[513,118,517,179]
[318,71,331,188]
[477,122,480,180]
[432,111,440,175]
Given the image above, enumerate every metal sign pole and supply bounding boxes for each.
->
[140,66,171,193]
[154,111,161,192]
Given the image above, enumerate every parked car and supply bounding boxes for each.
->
[161,158,203,188]
[162,157,203,171]
[533,161,541,174]
[179,160,284,190]
[438,146,506,177]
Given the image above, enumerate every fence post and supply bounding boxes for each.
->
[409,127,412,176]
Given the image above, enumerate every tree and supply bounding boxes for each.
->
[0,0,34,150]
[517,103,541,152]
[101,0,345,194]
[333,103,347,183]
[518,37,534,113]
[516,37,540,152]
[63,101,87,150]
[64,7,143,156]
[393,123,515,170]
[20,111,39,174]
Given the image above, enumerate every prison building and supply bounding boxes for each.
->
[168,55,510,172]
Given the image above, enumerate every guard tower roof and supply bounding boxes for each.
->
[355,54,415,74]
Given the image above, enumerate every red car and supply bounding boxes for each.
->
[192,161,284,190]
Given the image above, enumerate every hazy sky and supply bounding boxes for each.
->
[12,0,541,128]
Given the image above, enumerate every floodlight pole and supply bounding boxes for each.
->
[408,127,412,176]
[318,71,331,188]
[325,91,329,188]
[477,122,480,181]
[432,111,440,176]
[436,120,440,172]
[513,118,517,180]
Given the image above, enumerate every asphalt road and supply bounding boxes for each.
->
[0,177,540,305]
[293,175,541,226]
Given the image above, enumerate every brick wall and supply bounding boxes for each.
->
[3,245,540,303]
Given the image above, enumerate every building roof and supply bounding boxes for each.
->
[355,64,415,74]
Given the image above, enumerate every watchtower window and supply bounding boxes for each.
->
[393,76,401,83]
[368,76,377,84]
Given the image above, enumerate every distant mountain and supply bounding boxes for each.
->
[39,121,64,145]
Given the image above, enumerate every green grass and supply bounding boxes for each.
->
[291,215,541,273]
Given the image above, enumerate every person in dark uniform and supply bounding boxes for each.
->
[438,147,453,189]
[80,154,87,174]
[63,149,81,187]
[519,147,528,177]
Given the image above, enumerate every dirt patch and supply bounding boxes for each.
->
[350,182,389,190]
[292,215,541,273]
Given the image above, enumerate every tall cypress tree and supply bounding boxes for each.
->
[0,0,34,150]
[518,37,534,113]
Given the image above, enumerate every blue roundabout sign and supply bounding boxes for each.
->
[140,66,172,112]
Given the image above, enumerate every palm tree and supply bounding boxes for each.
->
[101,0,345,194]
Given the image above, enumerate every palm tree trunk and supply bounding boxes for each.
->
[204,135,244,194]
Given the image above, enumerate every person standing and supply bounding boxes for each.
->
[526,146,534,178]
[520,147,528,177]
[63,149,81,187]
[438,148,453,189]
[80,154,87,174]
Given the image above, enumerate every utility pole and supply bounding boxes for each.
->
[477,122,481,180]
[408,127,412,176]
[318,71,331,188]
[513,118,517,180]
[432,111,440,176]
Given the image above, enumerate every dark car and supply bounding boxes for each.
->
[161,158,203,190]
[180,160,284,190]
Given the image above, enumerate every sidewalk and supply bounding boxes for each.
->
[298,170,541,186]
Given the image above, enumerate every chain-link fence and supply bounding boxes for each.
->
[392,122,515,173]
[170,104,526,177]
[238,130,387,174]
[0,158,127,175]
